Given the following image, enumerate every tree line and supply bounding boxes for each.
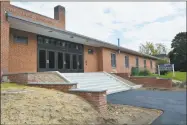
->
[139,32,187,72]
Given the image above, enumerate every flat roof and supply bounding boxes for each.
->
[6,12,160,60]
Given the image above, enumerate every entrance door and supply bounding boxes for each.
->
[38,49,47,72]
[38,49,56,71]
[57,52,64,72]
[47,50,56,71]
[78,55,83,72]
[37,35,84,73]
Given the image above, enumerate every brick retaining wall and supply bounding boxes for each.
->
[4,73,28,84]
[70,90,107,113]
[2,72,66,84]
[115,73,172,88]
[28,84,77,93]
[2,72,107,113]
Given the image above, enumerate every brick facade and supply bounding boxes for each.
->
[70,90,107,113]
[0,1,65,74]
[9,29,37,73]
[84,46,157,73]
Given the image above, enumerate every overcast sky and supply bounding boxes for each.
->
[11,2,186,52]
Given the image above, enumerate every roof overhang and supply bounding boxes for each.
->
[7,12,160,60]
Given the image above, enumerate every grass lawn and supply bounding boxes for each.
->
[1,83,26,90]
[151,72,186,82]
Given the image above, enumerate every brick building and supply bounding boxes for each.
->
[1,1,159,74]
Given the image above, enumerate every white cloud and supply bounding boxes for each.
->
[11,2,186,52]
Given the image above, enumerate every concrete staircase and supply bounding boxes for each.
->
[60,72,140,94]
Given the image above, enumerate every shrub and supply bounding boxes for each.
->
[138,69,151,76]
[160,71,169,75]
[131,67,139,76]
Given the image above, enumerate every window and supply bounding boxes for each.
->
[65,53,70,69]
[38,36,44,44]
[150,60,153,69]
[73,55,77,69]
[111,53,116,67]
[135,57,139,67]
[144,59,146,68]
[125,56,129,68]
[88,49,94,54]
[78,55,83,69]
[14,35,28,44]
[39,50,46,68]
[48,51,55,69]
[58,52,63,69]
[44,38,49,44]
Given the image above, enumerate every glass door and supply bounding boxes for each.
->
[57,52,64,72]
[38,49,47,72]
[47,50,56,71]
[78,55,83,72]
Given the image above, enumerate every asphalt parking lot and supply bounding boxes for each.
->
[107,90,186,125]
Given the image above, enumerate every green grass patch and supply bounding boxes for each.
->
[150,72,186,81]
[1,83,26,90]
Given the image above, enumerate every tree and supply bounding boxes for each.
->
[139,42,167,55]
[169,32,187,71]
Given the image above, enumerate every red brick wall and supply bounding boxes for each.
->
[92,47,157,74]
[70,90,107,113]
[84,45,99,72]
[0,1,65,74]
[1,1,10,74]
[9,29,37,73]
[115,74,172,88]
[4,73,28,84]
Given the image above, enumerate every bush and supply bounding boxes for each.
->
[131,67,139,76]
[160,71,169,75]
[138,69,151,76]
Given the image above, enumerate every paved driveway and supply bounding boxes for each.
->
[107,90,186,125]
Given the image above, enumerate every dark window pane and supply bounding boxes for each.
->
[62,42,66,47]
[44,38,49,44]
[39,50,46,68]
[88,49,94,54]
[49,51,55,69]
[78,55,83,69]
[58,52,63,69]
[144,60,146,68]
[150,61,153,69]
[136,57,139,67]
[73,55,77,69]
[65,54,70,69]
[38,37,43,44]
[68,43,71,48]
[125,56,129,68]
[111,53,116,67]
[14,35,28,44]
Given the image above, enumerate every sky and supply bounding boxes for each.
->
[11,2,186,52]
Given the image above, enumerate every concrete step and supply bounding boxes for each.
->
[61,72,132,95]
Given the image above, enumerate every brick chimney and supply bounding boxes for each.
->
[54,5,65,29]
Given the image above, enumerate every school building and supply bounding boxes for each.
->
[1,1,159,74]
